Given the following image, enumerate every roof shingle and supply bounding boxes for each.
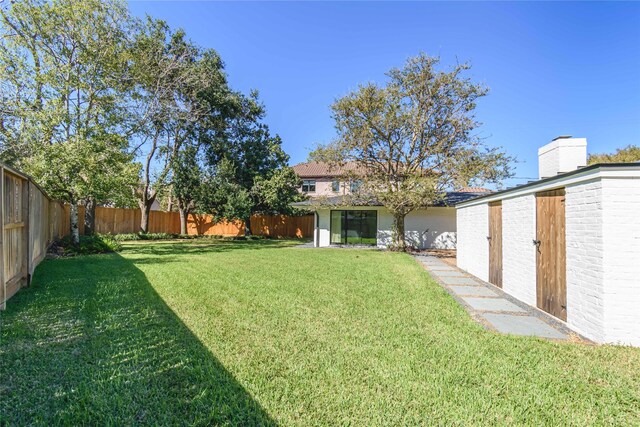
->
[291,161,364,178]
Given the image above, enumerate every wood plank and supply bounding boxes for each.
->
[0,166,5,309]
[21,176,29,286]
[536,188,567,321]
[488,201,503,288]
[3,222,25,230]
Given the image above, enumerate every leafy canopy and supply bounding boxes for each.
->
[588,145,640,165]
[312,53,514,248]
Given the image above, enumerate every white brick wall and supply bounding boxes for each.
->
[601,178,640,346]
[457,169,640,346]
[565,180,606,343]
[502,195,537,306]
[456,204,489,282]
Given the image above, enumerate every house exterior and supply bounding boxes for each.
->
[292,161,365,198]
[292,162,488,249]
[456,136,640,346]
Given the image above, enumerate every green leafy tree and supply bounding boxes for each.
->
[251,167,303,216]
[588,145,640,165]
[172,144,203,234]
[312,53,514,250]
[204,93,300,234]
[200,158,252,224]
[0,0,139,243]
[128,19,229,232]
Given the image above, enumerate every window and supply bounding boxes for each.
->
[301,179,316,193]
[349,180,362,193]
[331,180,340,192]
[330,210,377,245]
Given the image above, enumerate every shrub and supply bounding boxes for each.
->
[53,234,122,256]
[112,233,141,241]
[113,232,178,241]
[111,233,259,241]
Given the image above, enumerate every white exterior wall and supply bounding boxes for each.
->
[565,180,606,342]
[314,207,457,250]
[501,195,537,306]
[457,169,640,346]
[601,178,640,346]
[299,178,352,198]
[456,204,489,282]
[317,208,331,247]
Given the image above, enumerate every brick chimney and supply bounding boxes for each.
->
[538,136,587,179]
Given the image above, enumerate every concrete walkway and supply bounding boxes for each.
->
[413,254,578,341]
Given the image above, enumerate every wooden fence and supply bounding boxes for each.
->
[1,165,66,309]
[64,205,313,238]
[0,162,313,308]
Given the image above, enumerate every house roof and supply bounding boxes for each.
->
[457,186,492,193]
[455,162,640,207]
[291,191,486,209]
[292,161,364,178]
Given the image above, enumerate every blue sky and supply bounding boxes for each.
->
[129,1,640,186]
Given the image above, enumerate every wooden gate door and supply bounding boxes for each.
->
[535,189,567,321]
[488,201,503,288]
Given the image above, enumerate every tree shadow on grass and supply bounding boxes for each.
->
[0,252,277,425]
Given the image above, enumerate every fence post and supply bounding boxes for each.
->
[22,178,30,286]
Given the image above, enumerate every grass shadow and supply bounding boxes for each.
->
[0,251,277,425]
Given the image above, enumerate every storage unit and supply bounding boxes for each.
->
[456,137,640,346]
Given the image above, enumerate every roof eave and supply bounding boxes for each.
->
[455,163,640,207]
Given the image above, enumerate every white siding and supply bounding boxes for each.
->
[601,178,640,346]
[404,208,457,249]
[376,208,394,248]
[565,180,606,342]
[502,195,537,306]
[456,204,489,282]
[317,208,331,247]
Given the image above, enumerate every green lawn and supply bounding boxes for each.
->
[1,240,639,425]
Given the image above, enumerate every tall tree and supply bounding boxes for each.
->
[588,145,640,165]
[203,93,300,234]
[172,144,202,234]
[0,0,139,243]
[311,53,513,250]
[200,157,252,225]
[128,19,229,232]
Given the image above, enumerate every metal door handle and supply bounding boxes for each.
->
[532,239,541,253]
[487,236,492,240]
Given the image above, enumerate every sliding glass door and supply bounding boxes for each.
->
[330,210,377,245]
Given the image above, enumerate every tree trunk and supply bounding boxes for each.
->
[244,215,252,236]
[392,212,407,251]
[179,208,189,235]
[70,202,80,245]
[139,199,152,233]
[84,197,96,236]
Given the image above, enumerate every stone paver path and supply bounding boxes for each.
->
[413,254,577,341]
